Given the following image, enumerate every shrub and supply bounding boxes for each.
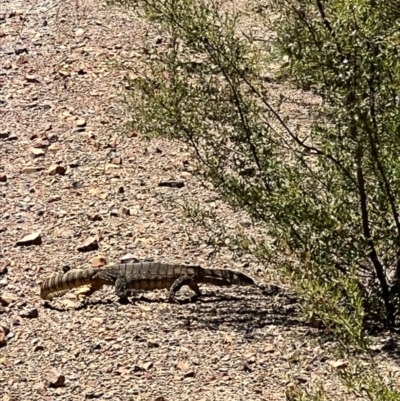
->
[109,0,400,343]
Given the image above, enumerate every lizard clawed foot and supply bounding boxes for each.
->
[118,297,129,305]
[190,295,200,303]
[168,295,180,304]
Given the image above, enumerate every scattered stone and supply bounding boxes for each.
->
[20,308,39,319]
[128,205,141,215]
[142,362,153,371]
[0,261,9,275]
[0,292,18,306]
[33,382,46,391]
[0,331,6,347]
[328,360,348,369]
[48,195,61,202]
[0,131,10,139]
[26,74,38,83]
[88,213,103,222]
[48,142,61,152]
[85,390,104,399]
[0,357,11,367]
[109,150,119,159]
[69,181,81,190]
[120,254,139,264]
[47,164,66,175]
[15,46,28,55]
[11,317,22,327]
[0,174,6,182]
[243,362,252,372]
[45,367,65,388]
[180,171,192,180]
[118,186,124,193]
[76,118,86,127]
[0,322,10,336]
[115,366,129,376]
[158,180,185,188]
[147,339,159,348]
[132,364,145,373]
[21,166,44,174]
[16,54,28,65]
[111,157,122,165]
[77,236,99,252]
[138,305,152,313]
[32,138,49,148]
[15,231,42,246]
[72,127,85,133]
[0,306,6,315]
[91,256,107,267]
[177,362,189,372]
[105,163,120,172]
[75,28,85,37]
[121,207,130,216]
[110,209,119,217]
[89,187,101,195]
[31,147,46,157]
[264,346,275,353]
[109,135,118,148]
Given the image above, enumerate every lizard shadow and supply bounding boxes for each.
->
[123,287,301,332]
[45,287,303,333]
[42,293,237,312]
[43,299,115,312]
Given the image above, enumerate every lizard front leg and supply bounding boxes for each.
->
[115,276,130,304]
[169,276,199,303]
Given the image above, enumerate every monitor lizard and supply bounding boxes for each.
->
[40,262,259,303]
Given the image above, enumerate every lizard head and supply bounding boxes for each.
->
[229,271,256,286]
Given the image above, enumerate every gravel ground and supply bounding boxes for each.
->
[1,0,399,400]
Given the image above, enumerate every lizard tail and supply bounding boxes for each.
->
[40,268,100,300]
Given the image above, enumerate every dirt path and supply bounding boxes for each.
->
[0,0,368,399]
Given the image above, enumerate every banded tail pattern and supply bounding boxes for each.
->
[40,268,101,300]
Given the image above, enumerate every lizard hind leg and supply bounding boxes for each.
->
[81,282,104,298]
[169,276,197,303]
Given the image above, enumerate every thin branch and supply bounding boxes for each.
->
[243,76,359,188]
[357,160,391,318]
[364,42,400,283]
